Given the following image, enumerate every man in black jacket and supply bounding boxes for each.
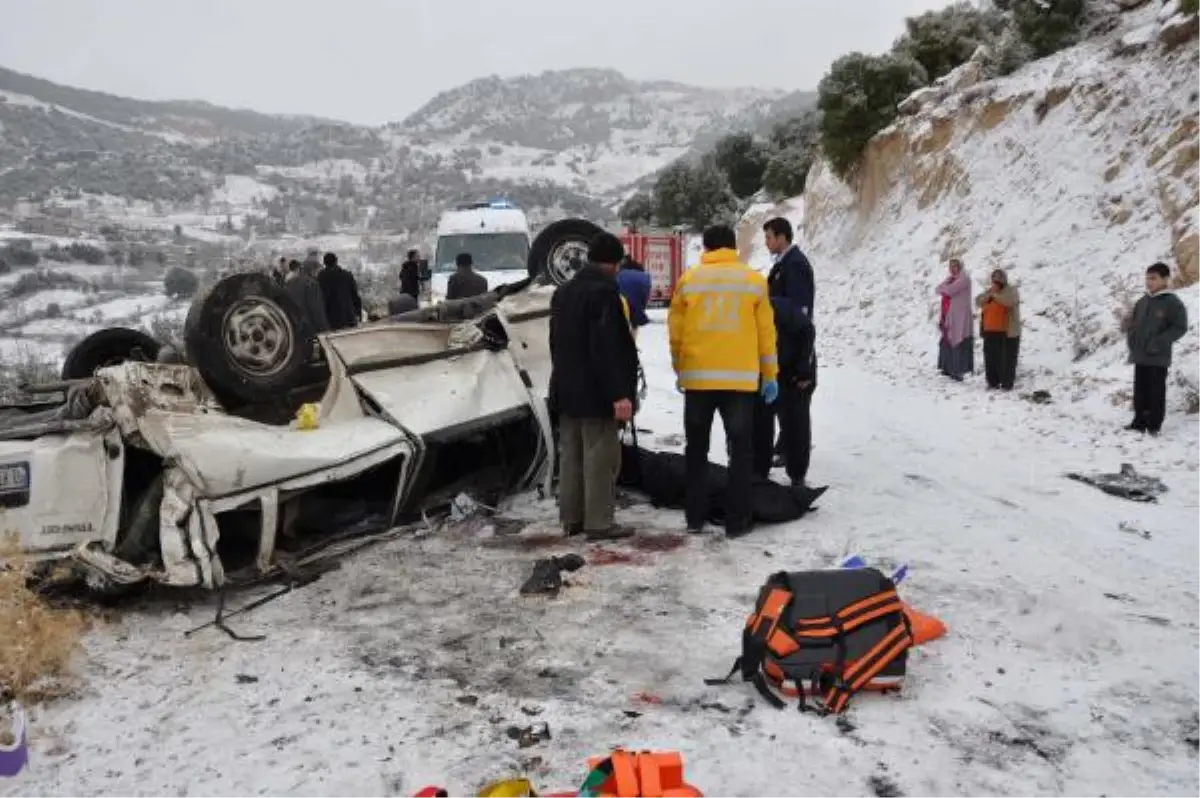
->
[755,217,817,486]
[284,259,330,334]
[399,249,421,300]
[549,232,640,541]
[446,252,489,300]
[317,252,363,331]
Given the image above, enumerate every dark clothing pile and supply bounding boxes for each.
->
[399,259,421,299]
[616,442,827,525]
[616,260,652,328]
[284,273,330,333]
[318,263,363,331]
[446,268,489,301]
[548,264,640,419]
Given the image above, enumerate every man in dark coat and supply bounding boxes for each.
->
[446,252,489,300]
[1123,261,1189,435]
[284,259,330,333]
[317,252,363,330]
[755,216,817,487]
[399,249,421,300]
[549,232,640,542]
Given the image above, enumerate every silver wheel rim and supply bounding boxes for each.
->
[546,238,589,285]
[222,298,294,377]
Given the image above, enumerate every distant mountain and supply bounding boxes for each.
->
[0,64,815,239]
[0,65,333,139]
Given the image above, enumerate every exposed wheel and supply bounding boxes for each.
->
[61,327,161,380]
[528,219,604,286]
[184,272,321,409]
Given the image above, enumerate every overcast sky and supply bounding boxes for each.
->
[1,0,951,125]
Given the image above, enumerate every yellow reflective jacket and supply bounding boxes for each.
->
[668,248,777,392]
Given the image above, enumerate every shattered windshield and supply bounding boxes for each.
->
[433,233,529,273]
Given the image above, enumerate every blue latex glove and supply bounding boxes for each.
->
[761,379,779,404]
[676,378,685,394]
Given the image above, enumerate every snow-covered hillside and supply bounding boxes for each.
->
[793,1,1199,425]
[0,65,812,235]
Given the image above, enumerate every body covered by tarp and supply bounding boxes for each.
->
[616,444,827,525]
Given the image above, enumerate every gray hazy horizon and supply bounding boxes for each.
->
[1,0,951,125]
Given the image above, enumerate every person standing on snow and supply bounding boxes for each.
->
[446,252,489,300]
[548,232,641,542]
[616,255,652,341]
[399,248,421,301]
[1122,261,1189,435]
[976,268,1022,390]
[317,252,363,330]
[937,258,974,381]
[669,225,778,538]
[284,258,330,334]
[755,217,817,487]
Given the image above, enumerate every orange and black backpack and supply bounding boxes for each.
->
[706,568,913,715]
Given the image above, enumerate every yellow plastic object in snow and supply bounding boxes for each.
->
[478,778,538,797]
[294,403,320,431]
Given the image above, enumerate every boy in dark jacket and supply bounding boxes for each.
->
[549,232,640,541]
[616,256,652,339]
[446,252,489,300]
[755,217,817,486]
[1124,261,1189,435]
[317,252,363,330]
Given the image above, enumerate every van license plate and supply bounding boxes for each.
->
[0,462,30,508]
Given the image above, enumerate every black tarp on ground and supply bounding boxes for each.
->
[616,444,827,526]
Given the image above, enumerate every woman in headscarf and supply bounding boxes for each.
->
[976,268,1022,390]
[936,258,974,381]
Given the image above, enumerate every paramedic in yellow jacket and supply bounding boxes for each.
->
[668,224,778,538]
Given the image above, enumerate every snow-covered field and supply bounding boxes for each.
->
[5,315,1197,797]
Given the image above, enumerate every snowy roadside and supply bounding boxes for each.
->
[4,322,1197,797]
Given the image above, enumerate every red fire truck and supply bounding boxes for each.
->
[619,229,688,306]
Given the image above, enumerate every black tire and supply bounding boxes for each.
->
[61,327,161,380]
[528,218,605,286]
[184,272,320,409]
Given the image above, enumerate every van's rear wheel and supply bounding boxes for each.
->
[528,219,604,286]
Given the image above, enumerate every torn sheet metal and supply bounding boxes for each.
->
[134,411,409,498]
[350,348,536,438]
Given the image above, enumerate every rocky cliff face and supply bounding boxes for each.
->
[801,0,1199,413]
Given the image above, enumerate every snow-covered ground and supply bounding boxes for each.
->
[6,316,1197,797]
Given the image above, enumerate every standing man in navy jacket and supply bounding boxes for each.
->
[754,217,817,487]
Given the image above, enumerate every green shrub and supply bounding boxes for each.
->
[712,132,771,199]
[1001,0,1087,59]
[893,2,1008,82]
[618,191,655,229]
[163,266,199,299]
[762,147,815,199]
[817,52,928,181]
[652,158,738,231]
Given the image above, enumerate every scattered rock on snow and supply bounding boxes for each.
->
[506,722,551,748]
[1159,12,1200,48]
[235,673,259,684]
[519,553,585,596]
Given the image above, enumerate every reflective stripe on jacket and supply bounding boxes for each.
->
[667,248,778,392]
